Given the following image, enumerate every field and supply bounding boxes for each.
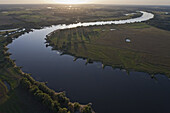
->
[147,7,170,30]
[46,22,170,76]
[0,4,146,30]
[0,5,169,31]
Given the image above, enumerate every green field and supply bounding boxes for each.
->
[0,4,144,30]
[148,10,170,31]
[46,23,170,77]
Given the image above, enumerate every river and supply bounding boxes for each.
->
[7,11,170,113]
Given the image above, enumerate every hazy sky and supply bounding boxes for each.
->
[0,0,170,5]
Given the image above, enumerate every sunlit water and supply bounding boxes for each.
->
[7,11,170,113]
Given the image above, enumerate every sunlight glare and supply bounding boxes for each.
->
[52,0,89,4]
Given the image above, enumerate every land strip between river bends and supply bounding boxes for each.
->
[46,23,170,77]
[46,11,154,32]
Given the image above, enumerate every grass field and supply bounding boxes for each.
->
[148,10,170,31]
[0,4,144,30]
[46,22,170,76]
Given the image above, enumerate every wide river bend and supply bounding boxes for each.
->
[7,11,170,113]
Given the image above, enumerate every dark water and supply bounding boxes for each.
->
[7,25,170,113]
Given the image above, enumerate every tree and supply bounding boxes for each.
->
[42,93,53,108]
[53,101,60,112]
[29,85,39,94]
[56,93,69,108]
[68,103,74,113]
[74,102,80,111]
[24,74,35,84]
[82,105,92,113]
[20,78,31,89]
[58,108,68,113]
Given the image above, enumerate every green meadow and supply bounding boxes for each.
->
[46,23,170,77]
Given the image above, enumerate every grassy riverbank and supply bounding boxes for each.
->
[46,23,170,77]
[0,30,93,113]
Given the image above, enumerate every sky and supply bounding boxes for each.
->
[0,0,170,5]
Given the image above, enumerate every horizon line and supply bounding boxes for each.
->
[0,3,170,6]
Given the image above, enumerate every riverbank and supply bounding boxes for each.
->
[0,29,93,113]
[46,23,170,77]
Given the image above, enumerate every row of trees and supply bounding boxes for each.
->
[0,30,27,68]
[20,74,93,113]
[0,44,15,68]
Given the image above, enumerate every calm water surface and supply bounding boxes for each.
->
[7,12,170,113]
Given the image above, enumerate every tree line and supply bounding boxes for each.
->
[20,74,93,113]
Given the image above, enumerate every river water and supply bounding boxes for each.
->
[7,11,170,113]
